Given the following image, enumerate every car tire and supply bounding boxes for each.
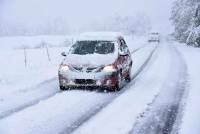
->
[60,86,70,91]
[114,72,122,91]
[125,72,131,82]
[60,86,66,91]
[125,63,132,82]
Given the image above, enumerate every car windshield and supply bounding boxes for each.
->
[70,41,115,55]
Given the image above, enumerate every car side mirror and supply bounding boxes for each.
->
[61,52,67,57]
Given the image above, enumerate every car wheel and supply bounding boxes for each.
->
[60,86,70,91]
[114,72,122,91]
[125,64,132,82]
[125,72,131,82]
[60,86,65,91]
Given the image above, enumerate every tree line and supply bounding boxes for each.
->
[0,13,151,36]
[171,0,200,47]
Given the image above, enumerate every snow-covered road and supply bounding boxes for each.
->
[0,39,198,134]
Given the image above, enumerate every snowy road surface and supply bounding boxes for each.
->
[0,39,199,134]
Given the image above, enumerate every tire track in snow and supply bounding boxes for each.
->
[60,45,158,134]
[130,44,188,134]
[161,46,188,134]
[0,78,59,119]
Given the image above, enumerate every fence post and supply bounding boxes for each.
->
[45,43,51,61]
[23,47,27,68]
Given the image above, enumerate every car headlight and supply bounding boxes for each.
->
[60,65,69,72]
[103,65,117,72]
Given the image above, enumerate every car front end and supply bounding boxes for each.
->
[58,39,120,90]
[58,64,119,90]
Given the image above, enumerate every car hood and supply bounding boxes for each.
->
[63,53,117,67]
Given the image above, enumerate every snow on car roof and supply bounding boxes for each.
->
[77,32,123,41]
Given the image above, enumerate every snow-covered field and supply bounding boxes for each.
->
[0,35,199,134]
[0,35,73,100]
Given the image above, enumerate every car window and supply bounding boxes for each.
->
[70,41,115,55]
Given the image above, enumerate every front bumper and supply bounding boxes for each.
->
[58,70,118,89]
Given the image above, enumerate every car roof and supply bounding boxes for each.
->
[76,32,123,41]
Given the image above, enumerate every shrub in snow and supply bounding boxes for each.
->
[171,0,200,46]
[186,26,200,47]
[187,26,200,47]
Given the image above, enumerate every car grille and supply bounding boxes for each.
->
[75,79,96,85]
[73,66,99,73]
[86,67,98,73]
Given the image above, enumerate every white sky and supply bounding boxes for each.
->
[0,0,175,33]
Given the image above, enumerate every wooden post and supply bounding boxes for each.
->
[45,44,51,61]
[23,47,27,67]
